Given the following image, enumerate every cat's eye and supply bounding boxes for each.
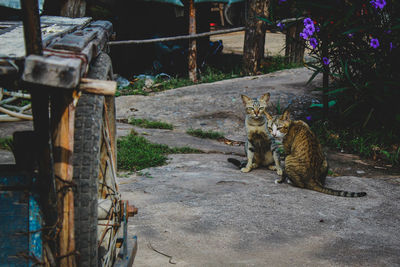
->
[246,107,254,111]
[259,107,264,110]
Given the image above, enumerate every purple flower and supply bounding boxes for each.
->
[370,0,386,10]
[316,27,320,33]
[277,22,284,30]
[348,33,354,38]
[370,38,380,49]
[304,24,315,36]
[309,38,318,49]
[323,57,330,65]
[278,0,287,4]
[306,116,312,121]
[385,30,392,34]
[390,42,395,52]
[300,32,308,40]
[304,18,313,26]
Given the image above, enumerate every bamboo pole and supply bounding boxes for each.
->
[107,27,245,46]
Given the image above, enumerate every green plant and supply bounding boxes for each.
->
[129,117,173,130]
[0,137,12,151]
[117,132,202,171]
[186,128,225,140]
[270,0,400,132]
[311,120,399,165]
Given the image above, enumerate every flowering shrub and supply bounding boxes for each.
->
[271,0,400,131]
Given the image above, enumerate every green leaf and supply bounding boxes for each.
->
[306,69,321,85]
[257,16,274,25]
[362,108,374,128]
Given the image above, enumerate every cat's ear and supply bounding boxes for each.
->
[280,109,290,120]
[241,94,251,105]
[260,93,270,103]
[265,112,273,121]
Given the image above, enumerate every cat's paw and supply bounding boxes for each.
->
[241,167,251,173]
[268,165,277,171]
[276,168,283,176]
[274,178,284,184]
[251,163,258,168]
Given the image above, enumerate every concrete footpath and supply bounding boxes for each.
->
[115,68,400,266]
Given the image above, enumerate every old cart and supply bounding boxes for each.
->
[0,1,137,266]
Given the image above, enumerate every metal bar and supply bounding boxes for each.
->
[107,27,245,46]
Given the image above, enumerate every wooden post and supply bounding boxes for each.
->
[243,0,269,75]
[51,91,78,267]
[60,0,86,18]
[188,0,198,82]
[20,0,59,262]
[285,20,305,64]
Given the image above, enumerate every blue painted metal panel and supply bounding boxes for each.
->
[0,171,43,266]
[29,190,42,266]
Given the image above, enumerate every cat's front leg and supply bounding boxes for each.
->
[241,143,255,173]
[273,150,283,176]
[270,141,283,176]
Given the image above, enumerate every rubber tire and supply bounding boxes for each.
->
[73,52,113,267]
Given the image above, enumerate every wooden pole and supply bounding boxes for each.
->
[60,0,86,18]
[20,0,59,262]
[107,27,245,46]
[243,0,269,75]
[285,20,305,64]
[51,90,78,267]
[188,0,197,82]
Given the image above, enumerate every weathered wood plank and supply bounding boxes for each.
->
[79,78,116,95]
[50,91,78,267]
[40,16,92,26]
[0,16,92,59]
[90,20,113,36]
[23,54,82,88]
[51,27,98,52]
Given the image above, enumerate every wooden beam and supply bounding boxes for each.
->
[51,90,79,267]
[23,55,82,88]
[79,78,116,96]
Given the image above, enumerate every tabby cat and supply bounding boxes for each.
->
[266,110,366,197]
[228,93,282,174]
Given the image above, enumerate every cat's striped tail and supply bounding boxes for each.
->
[312,185,367,197]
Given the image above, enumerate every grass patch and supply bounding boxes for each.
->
[311,120,400,166]
[117,131,202,171]
[116,55,302,96]
[0,137,12,151]
[129,117,173,130]
[186,128,225,140]
[259,56,303,73]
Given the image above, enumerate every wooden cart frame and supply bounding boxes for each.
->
[0,1,137,266]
